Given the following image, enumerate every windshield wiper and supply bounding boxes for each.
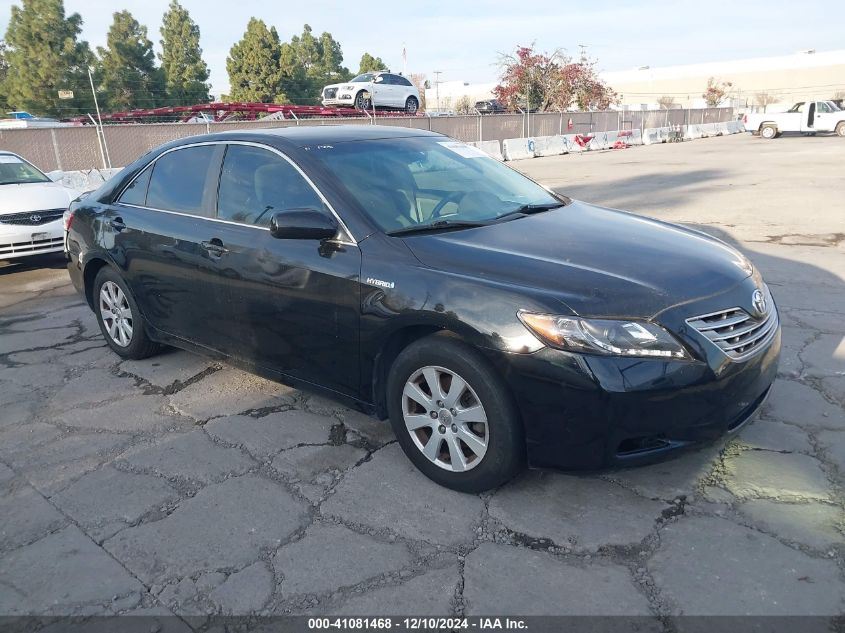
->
[386,220,488,236]
[495,202,565,222]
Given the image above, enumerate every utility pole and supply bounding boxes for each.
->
[87,66,111,169]
[434,70,443,113]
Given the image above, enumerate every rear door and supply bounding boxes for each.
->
[109,143,226,345]
[204,142,362,396]
[813,101,836,131]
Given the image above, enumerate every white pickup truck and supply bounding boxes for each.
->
[744,100,845,139]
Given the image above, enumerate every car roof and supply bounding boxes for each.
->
[208,124,443,148]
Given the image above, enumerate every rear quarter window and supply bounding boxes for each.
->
[117,165,152,206]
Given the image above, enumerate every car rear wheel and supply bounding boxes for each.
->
[836,122,845,137]
[93,267,160,360]
[760,124,777,139]
[405,96,419,114]
[386,335,524,492]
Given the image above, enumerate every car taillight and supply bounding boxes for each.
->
[63,209,75,231]
[742,114,747,124]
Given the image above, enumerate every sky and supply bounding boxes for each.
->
[1,0,842,98]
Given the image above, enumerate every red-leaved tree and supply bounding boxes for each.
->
[494,45,617,111]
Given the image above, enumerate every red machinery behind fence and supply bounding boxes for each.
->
[71,102,419,124]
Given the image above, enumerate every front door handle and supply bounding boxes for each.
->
[109,217,126,232]
[201,239,229,256]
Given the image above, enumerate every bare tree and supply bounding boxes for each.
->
[657,95,675,109]
[408,73,428,111]
[455,94,473,114]
[832,90,845,102]
[703,77,732,107]
[753,91,778,113]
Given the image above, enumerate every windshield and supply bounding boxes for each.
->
[350,74,374,83]
[309,136,564,234]
[0,154,50,185]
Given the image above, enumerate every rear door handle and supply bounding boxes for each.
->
[109,217,126,231]
[201,239,229,256]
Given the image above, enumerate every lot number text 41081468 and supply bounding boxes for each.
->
[307,618,528,630]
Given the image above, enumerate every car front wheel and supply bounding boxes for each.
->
[836,122,845,137]
[386,335,525,492]
[354,91,371,110]
[93,267,160,360]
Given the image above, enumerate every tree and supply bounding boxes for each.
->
[285,25,349,104]
[455,95,473,114]
[702,77,732,107]
[358,52,386,74]
[226,18,284,103]
[494,44,616,112]
[159,0,210,105]
[98,11,163,111]
[3,0,95,117]
[657,95,676,109]
[0,41,9,110]
[753,91,778,113]
[408,72,428,111]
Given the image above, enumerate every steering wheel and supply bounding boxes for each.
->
[431,191,466,218]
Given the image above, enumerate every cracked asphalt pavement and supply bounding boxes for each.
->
[0,134,843,625]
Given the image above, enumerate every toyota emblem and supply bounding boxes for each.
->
[752,289,767,316]
[29,214,42,223]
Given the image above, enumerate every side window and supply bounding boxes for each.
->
[397,76,413,87]
[146,145,219,216]
[217,145,328,227]
[117,165,152,206]
[817,101,832,113]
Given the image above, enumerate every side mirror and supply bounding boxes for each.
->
[269,209,338,240]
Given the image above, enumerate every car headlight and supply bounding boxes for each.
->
[342,85,355,91]
[518,311,689,359]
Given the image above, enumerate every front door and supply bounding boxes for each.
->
[204,143,362,397]
[108,144,227,345]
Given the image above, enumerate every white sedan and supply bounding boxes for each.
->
[321,72,420,113]
[0,152,81,260]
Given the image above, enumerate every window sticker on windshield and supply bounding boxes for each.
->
[0,155,23,164]
[436,141,487,158]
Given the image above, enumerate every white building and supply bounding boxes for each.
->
[601,49,845,111]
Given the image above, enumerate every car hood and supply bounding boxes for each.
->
[0,181,78,214]
[402,201,753,318]
[324,82,366,90]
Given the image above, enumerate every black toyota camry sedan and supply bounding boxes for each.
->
[65,126,780,492]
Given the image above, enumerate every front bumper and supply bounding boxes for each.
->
[0,219,64,260]
[491,321,781,471]
[322,93,357,107]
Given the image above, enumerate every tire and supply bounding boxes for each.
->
[405,96,419,114]
[93,266,160,360]
[836,122,845,137]
[354,91,371,111]
[760,124,777,139]
[386,335,525,492]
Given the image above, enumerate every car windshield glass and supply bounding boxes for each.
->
[0,155,50,185]
[350,74,374,83]
[309,136,565,234]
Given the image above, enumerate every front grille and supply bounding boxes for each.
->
[0,209,65,226]
[323,87,338,99]
[0,236,64,255]
[687,302,778,361]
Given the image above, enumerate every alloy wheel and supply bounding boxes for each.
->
[99,281,133,347]
[401,365,489,472]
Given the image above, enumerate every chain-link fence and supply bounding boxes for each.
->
[0,108,736,172]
